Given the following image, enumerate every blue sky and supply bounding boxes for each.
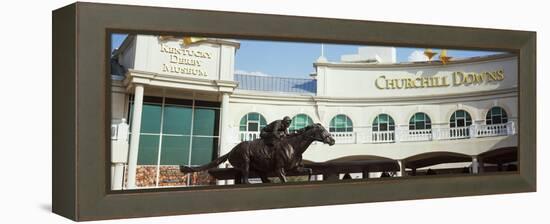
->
[111,34,503,78]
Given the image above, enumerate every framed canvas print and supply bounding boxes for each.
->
[52,2,536,221]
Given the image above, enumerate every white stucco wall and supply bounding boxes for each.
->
[315,55,517,98]
[227,90,517,162]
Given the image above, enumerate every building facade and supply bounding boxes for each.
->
[111,35,518,190]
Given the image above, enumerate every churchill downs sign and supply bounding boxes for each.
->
[375,70,505,90]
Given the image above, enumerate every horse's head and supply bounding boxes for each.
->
[308,123,335,146]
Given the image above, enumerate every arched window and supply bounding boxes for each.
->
[409,113,431,130]
[372,114,395,132]
[329,115,353,132]
[239,112,267,132]
[450,110,472,128]
[290,114,314,132]
[486,107,508,125]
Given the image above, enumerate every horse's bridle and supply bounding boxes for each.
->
[307,129,331,143]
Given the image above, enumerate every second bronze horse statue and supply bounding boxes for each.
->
[180,123,335,184]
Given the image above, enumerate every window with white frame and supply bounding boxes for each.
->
[329,114,353,132]
[486,107,508,125]
[372,114,395,132]
[409,112,432,130]
[450,110,472,128]
[239,112,267,132]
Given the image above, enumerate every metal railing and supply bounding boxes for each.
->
[237,121,516,145]
[371,130,395,143]
[240,131,260,142]
[330,132,356,144]
[234,73,317,94]
[399,129,432,142]
[476,123,509,137]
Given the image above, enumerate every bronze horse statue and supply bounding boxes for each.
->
[180,123,335,184]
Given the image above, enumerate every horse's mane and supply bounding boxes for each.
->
[287,124,318,137]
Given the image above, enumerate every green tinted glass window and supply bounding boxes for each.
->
[486,107,508,125]
[260,116,267,127]
[372,114,395,131]
[239,112,267,132]
[248,113,259,121]
[290,114,313,132]
[329,115,353,132]
[450,110,472,127]
[137,135,160,165]
[190,137,216,165]
[248,122,259,132]
[140,104,162,133]
[193,108,219,136]
[160,136,190,165]
[130,97,220,168]
[162,105,192,135]
[409,112,432,130]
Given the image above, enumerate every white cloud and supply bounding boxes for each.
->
[407,50,429,62]
[235,69,272,76]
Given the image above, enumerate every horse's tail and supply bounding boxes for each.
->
[179,152,230,173]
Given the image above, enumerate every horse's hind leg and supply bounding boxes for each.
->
[259,172,271,183]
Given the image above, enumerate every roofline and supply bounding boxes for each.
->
[313,52,517,69]
[112,35,240,59]
[234,73,313,80]
[112,34,135,58]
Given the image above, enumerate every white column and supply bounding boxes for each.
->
[471,156,479,174]
[127,84,144,189]
[217,92,232,185]
[219,92,230,154]
[111,163,125,190]
[397,160,406,177]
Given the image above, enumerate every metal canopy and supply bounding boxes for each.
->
[403,152,471,170]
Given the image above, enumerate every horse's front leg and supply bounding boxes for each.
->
[275,168,287,183]
[295,166,313,181]
[303,167,313,181]
[240,158,251,184]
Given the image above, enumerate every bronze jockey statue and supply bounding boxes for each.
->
[260,116,292,147]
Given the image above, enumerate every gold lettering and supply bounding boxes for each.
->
[441,77,450,86]
[395,79,404,89]
[161,64,207,77]
[473,73,483,84]
[432,77,440,87]
[496,70,505,80]
[453,72,464,86]
[486,71,498,81]
[405,78,416,88]
[386,79,396,89]
[421,78,431,88]
[375,70,504,90]
[375,76,386,89]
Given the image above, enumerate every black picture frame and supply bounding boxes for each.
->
[52,2,536,221]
